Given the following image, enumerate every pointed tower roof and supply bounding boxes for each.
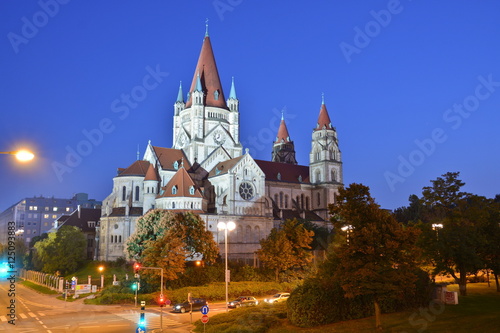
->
[144,163,160,182]
[176,81,184,103]
[275,114,292,143]
[185,33,228,109]
[315,94,333,131]
[158,167,202,198]
[229,76,237,99]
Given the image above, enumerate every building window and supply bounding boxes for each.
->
[66,207,71,212]
[119,236,122,243]
[279,192,283,208]
[306,196,310,210]
[274,194,278,206]
[301,194,304,209]
[52,215,57,219]
[122,186,126,201]
[44,214,49,219]
[135,186,140,201]
[189,186,195,195]
[53,207,58,212]
[315,170,321,183]
[45,207,49,211]
[331,170,337,182]
[172,202,176,209]
[317,193,321,207]
[285,195,289,209]
[254,226,261,242]
[172,186,178,195]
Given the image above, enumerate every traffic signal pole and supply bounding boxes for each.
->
[136,265,164,332]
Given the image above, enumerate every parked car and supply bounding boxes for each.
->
[264,293,290,303]
[228,296,259,308]
[172,298,208,313]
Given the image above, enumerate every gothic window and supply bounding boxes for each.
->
[172,202,176,209]
[330,149,335,160]
[279,192,283,208]
[315,170,321,183]
[239,182,254,200]
[119,236,122,243]
[317,192,321,207]
[174,161,179,170]
[189,186,195,195]
[245,225,251,243]
[122,186,126,201]
[110,235,113,243]
[285,195,289,208]
[172,186,178,195]
[274,194,278,206]
[135,186,140,201]
[296,195,300,209]
[331,170,337,182]
[301,194,304,209]
[214,90,219,100]
[306,196,310,210]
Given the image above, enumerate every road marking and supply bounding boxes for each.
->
[28,312,37,317]
[20,313,28,319]
[0,316,7,322]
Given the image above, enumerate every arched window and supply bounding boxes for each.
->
[315,170,321,183]
[296,195,300,209]
[119,235,122,243]
[237,225,243,243]
[172,202,176,209]
[254,226,261,242]
[306,196,310,210]
[317,192,321,207]
[122,186,126,201]
[172,186,178,195]
[274,194,278,206]
[189,186,195,195]
[245,225,252,243]
[279,192,283,208]
[330,149,335,160]
[135,186,140,201]
[110,235,113,243]
[331,170,337,182]
[301,194,304,209]
[285,195,289,209]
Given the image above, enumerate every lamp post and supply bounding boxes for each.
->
[0,150,35,162]
[217,221,236,312]
[98,265,104,289]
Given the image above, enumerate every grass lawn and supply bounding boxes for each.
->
[267,283,500,333]
[21,280,58,295]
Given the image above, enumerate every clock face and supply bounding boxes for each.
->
[213,130,225,145]
[239,182,254,200]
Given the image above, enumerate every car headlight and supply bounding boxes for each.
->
[175,305,180,309]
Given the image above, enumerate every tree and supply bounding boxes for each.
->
[329,183,421,331]
[34,226,86,275]
[477,197,500,291]
[419,172,484,296]
[393,194,425,224]
[257,218,314,282]
[126,210,220,282]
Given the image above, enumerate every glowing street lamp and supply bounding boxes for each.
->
[98,265,105,289]
[217,221,236,312]
[0,150,35,162]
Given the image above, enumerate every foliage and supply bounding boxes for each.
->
[257,218,314,282]
[329,183,422,330]
[126,210,220,284]
[33,226,86,275]
[21,280,58,295]
[417,172,493,296]
[478,197,500,291]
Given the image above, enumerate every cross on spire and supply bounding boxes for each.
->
[205,18,209,37]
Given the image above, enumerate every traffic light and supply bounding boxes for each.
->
[133,262,141,274]
[131,282,138,291]
[158,294,165,307]
[139,312,146,328]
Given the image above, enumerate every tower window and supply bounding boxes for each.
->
[214,90,219,100]
[172,186,178,195]
[122,186,126,201]
[280,192,283,208]
[277,172,281,180]
[135,186,140,201]
[189,186,195,195]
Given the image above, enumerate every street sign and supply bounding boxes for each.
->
[201,305,209,315]
[165,299,171,305]
[201,314,209,324]
[141,301,146,306]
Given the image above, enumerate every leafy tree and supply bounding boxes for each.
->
[329,183,421,331]
[419,172,485,296]
[34,226,86,275]
[393,194,425,224]
[257,218,314,282]
[126,210,219,283]
[477,197,500,291]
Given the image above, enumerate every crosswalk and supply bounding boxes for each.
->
[0,311,46,322]
[114,309,182,329]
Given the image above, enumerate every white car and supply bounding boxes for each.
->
[264,293,290,303]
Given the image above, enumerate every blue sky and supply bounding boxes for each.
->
[1,0,499,212]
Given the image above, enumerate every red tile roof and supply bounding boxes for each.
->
[315,103,333,131]
[185,36,228,110]
[208,155,244,177]
[158,168,203,198]
[118,160,151,177]
[144,163,160,181]
[152,146,191,171]
[254,159,310,183]
[275,118,291,143]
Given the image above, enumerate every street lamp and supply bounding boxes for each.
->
[217,221,236,312]
[0,150,35,162]
[98,265,104,289]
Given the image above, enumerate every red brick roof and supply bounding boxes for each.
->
[275,118,291,143]
[185,36,228,109]
[254,159,310,183]
[315,103,333,131]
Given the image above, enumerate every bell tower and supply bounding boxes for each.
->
[272,114,297,165]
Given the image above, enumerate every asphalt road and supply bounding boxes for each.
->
[0,279,233,333]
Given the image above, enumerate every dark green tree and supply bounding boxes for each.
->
[330,183,421,331]
[257,218,314,282]
[34,226,86,275]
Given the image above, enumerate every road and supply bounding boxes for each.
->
[0,279,229,332]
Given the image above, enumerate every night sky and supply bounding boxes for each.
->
[1,1,499,212]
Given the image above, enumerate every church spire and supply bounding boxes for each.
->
[315,94,333,131]
[272,114,297,165]
[185,25,228,109]
[275,113,291,143]
[176,81,184,103]
[229,76,237,99]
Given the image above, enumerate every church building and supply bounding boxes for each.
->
[97,28,343,263]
